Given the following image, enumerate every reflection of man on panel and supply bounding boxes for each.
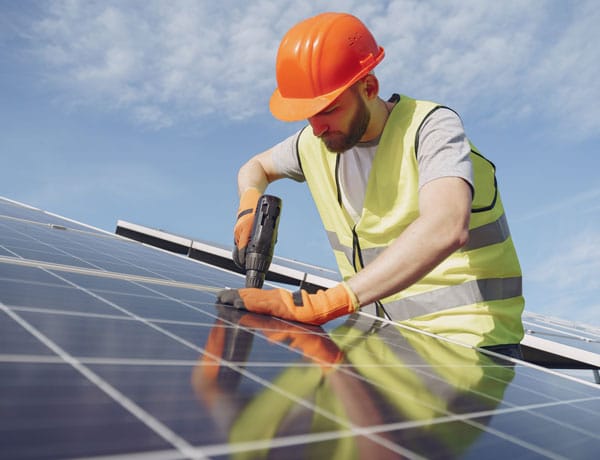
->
[193,312,515,457]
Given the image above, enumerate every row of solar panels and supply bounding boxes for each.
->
[1,196,599,459]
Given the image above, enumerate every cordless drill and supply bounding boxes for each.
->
[244,195,282,288]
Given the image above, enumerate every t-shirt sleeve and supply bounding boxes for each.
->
[270,130,306,182]
[416,107,473,191]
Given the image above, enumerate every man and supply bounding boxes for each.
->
[218,12,524,353]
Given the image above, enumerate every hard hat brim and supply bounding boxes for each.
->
[269,86,347,122]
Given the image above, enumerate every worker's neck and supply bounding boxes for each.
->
[360,97,391,142]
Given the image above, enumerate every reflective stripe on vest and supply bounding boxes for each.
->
[382,276,522,320]
[462,213,510,251]
[349,212,513,267]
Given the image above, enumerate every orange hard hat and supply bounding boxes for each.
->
[270,12,385,122]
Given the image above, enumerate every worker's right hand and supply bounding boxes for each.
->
[232,188,262,269]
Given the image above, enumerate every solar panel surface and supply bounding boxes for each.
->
[1,197,599,459]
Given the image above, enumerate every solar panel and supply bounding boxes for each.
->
[1,196,599,459]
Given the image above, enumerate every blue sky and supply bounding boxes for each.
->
[1,0,599,325]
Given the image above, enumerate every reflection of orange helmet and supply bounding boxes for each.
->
[270,12,385,122]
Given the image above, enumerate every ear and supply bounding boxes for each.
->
[362,73,379,100]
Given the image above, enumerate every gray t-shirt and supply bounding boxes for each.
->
[271,105,473,222]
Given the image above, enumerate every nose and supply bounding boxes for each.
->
[308,116,328,137]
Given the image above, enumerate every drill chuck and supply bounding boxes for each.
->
[245,195,281,288]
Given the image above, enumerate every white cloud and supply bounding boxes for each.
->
[27,0,294,127]
[529,1,600,137]
[19,0,600,137]
[364,0,600,138]
[373,1,542,101]
[133,105,173,129]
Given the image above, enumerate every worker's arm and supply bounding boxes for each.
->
[233,148,286,267]
[237,148,286,195]
[347,176,472,305]
[219,175,471,325]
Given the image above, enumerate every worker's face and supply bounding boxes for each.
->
[308,85,370,153]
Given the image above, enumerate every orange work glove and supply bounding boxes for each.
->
[217,282,360,326]
[232,188,262,269]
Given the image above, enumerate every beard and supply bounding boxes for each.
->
[321,96,370,153]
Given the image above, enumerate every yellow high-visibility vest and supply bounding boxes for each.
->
[297,95,524,347]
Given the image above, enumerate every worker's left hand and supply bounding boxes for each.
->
[217,283,359,326]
